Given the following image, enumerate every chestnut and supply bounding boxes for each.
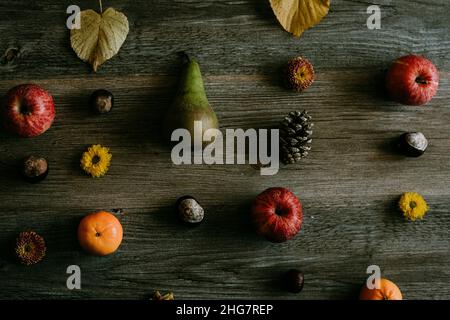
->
[90,89,114,114]
[176,196,204,225]
[15,231,46,265]
[398,132,428,157]
[21,155,48,183]
[283,269,304,293]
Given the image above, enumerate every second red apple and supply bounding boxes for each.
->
[251,187,303,243]
[386,54,439,106]
[1,84,55,137]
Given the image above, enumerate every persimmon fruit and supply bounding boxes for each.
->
[359,278,403,300]
[78,211,123,256]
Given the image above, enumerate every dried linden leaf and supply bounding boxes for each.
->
[269,0,330,37]
[70,8,129,72]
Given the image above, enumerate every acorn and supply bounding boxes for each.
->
[21,155,49,183]
[15,231,46,265]
[176,196,204,225]
[398,132,428,157]
[283,269,304,293]
[284,57,315,92]
[90,89,114,114]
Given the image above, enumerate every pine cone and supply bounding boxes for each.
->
[279,110,313,164]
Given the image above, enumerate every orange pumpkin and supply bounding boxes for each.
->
[78,211,123,256]
[359,278,403,300]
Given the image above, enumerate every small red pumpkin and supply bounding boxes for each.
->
[359,278,403,300]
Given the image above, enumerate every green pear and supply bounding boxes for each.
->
[163,56,219,146]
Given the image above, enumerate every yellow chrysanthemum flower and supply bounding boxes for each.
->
[399,192,428,221]
[80,144,112,178]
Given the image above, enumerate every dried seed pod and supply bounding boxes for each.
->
[398,132,428,157]
[152,291,174,300]
[283,269,304,293]
[21,156,49,183]
[176,196,204,225]
[279,110,313,164]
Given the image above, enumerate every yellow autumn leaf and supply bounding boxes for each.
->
[70,7,129,72]
[269,0,330,37]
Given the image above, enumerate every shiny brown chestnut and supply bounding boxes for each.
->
[21,155,49,183]
[90,89,114,114]
[398,132,428,157]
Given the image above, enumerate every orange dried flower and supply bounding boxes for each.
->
[284,57,315,92]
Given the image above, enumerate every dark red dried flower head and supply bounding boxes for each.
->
[15,231,46,265]
[284,57,315,92]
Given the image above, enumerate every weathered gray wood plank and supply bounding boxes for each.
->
[1,0,450,77]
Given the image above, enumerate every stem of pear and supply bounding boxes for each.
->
[178,51,191,63]
[99,0,103,13]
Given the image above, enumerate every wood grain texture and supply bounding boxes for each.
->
[0,0,449,299]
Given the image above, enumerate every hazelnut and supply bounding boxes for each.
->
[90,89,114,114]
[176,196,204,225]
[21,156,48,183]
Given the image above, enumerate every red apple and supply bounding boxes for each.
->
[1,84,55,137]
[386,55,439,106]
[251,187,303,243]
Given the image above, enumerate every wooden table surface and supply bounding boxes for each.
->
[0,0,449,300]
